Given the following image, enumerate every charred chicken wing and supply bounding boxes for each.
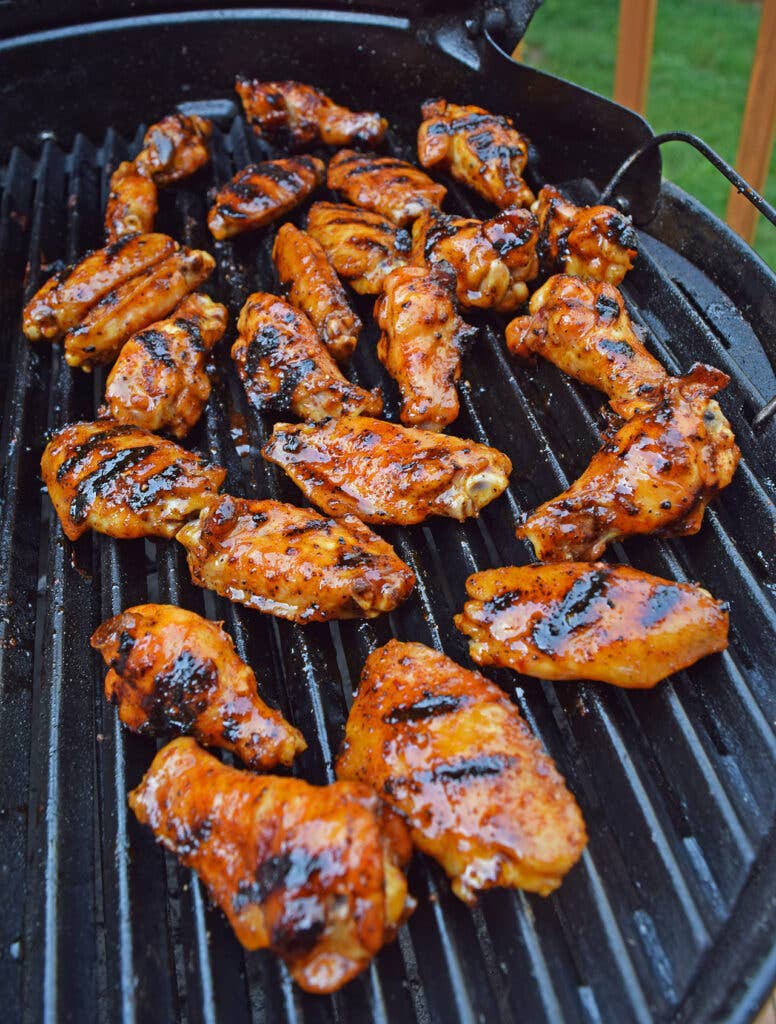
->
[327,150,446,227]
[104,161,159,243]
[135,113,213,186]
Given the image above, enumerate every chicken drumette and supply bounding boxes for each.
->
[135,112,213,186]
[104,161,159,243]
[327,150,446,227]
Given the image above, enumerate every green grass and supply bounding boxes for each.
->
[521,0,776,269]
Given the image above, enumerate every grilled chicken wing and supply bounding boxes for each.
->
[41,420,225,541]
[130,738,414,993]
[517,365,740,560]
[327,150,446,227]
[506,274,668,418]
[410,206,539,312]
[236,77,387,149]
[455,563,729,688]
[336,641,587,902]
[176,495,415,623]
[272,222,362,362]
[306,202,411,294]
[101,293,227,438]
[417,99,534,209]
[375,265,476,431]
[135,113,213,186]
[104,161,158,243]
[262,416,511,524]
[232,292,382,421]
[208,156,325,240]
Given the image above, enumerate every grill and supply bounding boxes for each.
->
[1,7,775,1023]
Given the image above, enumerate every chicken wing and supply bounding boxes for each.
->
[104,161,158,243]
[208,156,325,240]
[135,113,213,186]
[262,416,511,524]
[417,99,534,209]
[129,738,414,993]
[327,150,446,227]
[176,495,415,623]
[336,640,587,902]
[41,420,225,541]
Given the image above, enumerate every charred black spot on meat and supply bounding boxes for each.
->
[56,424,139,480]
[394,228,412,254]
[598,337,635,359]
[138,328,177,369]
[419,754,511,784]
[110,629,136,677]
[126,462,185,511]
[144,649,219,733]
[337,548,372,568]
[284,518,332,537]
[641,584,684,628]
[594,294,621,320]
[484,589,522,614]
[531,569,612,655]
[175,317,205,353]
[245,325,284,374]
[607,214,637,249]
[69,445,156,524]
[384,692,466,723]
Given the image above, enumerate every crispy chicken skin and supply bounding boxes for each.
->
[506,274,668,418]
[410,206,539,312]
[235,77,388,149]
[336,641,587,902]
[262,416,512,524]
[327,150,447,227]
[455,564,729,688]
[41,420,225,542]
[518,365,740,561]
[272,223,362,363]
[176,495,416,623]
[232,292,382,421]
[208,156,325,240]
[533,185,637,285]
[375,265,477,431]
[129,738,415,993]
[104,161,158,243]
[135,113,213,186]
[306,202,411,294]
[417,99,534,209]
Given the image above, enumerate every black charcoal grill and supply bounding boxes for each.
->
[1,3,775,1022]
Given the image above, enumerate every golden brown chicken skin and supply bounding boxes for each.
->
[232,292,382,422]
[375,265,476,431]
[518,365,740,561]
[262,416,512,525]
[455,563,729,688]
[176,495,416,623]
[272,223,362,363]
[506,274,668,418]
[129,738,414,993]
[104,161,159,243]
[135,113,213,186]
[208,156,325,240]
[41,420,225,542]
[336,641,587,902]
[306,202,411,295]
[327,150,447,227]
[417,99,534,209]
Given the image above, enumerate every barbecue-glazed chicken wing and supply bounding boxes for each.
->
[208,156,325,240]
[517,365,740,561]
[232,292,382,421]
[135,113,213,186]
[101,293,227,438]
[417,99,534,209]
[104,161,158,243]
[336,641,587,902]
[506,274,668,418]
[236,77,388,149]
[176,495,415,623]
[327,150,446,227]
[455,563,729,688]
[272,222,362,362]
[375,265,476,431]
[41,420,225,541]
[129,738,414,993]
[306,202,411,294]
[262,416,511,524]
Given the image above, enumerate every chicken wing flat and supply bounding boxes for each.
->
[262,416,511,524]
[176,495,416,623]
[375,265,476,431]
[455,563,729,688]
[104,161,158,243]
[327,150,446,227]
[236,77,387,149]
[92,604,306,768]
[517,365,740,561]
[272,222,362,362]
[232,292,382,421]
[41,420,225,541]
[135,113,213,186]
[208,156,325,240]
[64,247,216,371]
[101,293,227,438]
[336,641,587,902]
[534,185,637,285]
[306,201,411,294]
[417,99,534,209]
[410,206,539,312]
[129,738,414,993]
[506,274,668,418]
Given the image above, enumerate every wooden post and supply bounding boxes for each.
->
[726,0,776,245]
[613,0,658,115]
